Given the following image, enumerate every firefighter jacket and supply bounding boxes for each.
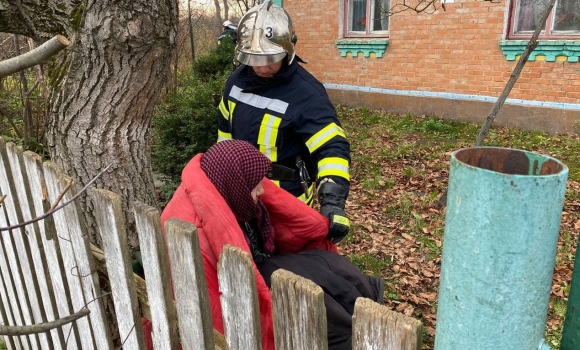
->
[155,153,338,350]
[217,59,351,205]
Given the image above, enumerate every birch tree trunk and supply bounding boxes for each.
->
[0,0,178,250]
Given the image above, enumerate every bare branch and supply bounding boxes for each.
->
[0,35,70,78]
[475,0,556,145]
[49,179,72,211]
[0,164,111,232]
[388,0,441,16]
[0,308,89,336]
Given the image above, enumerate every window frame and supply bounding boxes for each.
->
[507,0,580,40]
[343,0,390,38]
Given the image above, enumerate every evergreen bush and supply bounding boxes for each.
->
[151,71,228,184]
[192,36,236,82]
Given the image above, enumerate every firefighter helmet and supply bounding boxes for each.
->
[235,1,297,66]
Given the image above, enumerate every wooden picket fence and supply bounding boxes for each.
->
[0,136,423,350]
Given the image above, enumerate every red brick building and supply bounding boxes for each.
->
[276,0,580,133]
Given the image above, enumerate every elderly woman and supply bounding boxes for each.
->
[159,140,383,350]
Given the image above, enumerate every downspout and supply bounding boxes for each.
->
[561,235,580,350]
[434,147,567,350]
[538,339,554,350]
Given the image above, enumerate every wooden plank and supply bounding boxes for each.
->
[0,138,42,349]
[133,201,179,349]
[92,189,145,350]
[0,196,25,350]
[352,298,423,350]
[22,151,81,350]
[7,142,66,350]
[0,262,16,350]
[217,245,261,350]
[43,162,113,350]
[271,269,327,350]
[90,243,150,319]
[165,219,214,350]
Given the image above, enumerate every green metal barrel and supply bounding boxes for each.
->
[434,147,568,350]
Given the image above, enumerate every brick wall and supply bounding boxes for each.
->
[284,0,580,107]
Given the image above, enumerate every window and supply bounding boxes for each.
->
[509,0,580,39]
[345,0,390,37]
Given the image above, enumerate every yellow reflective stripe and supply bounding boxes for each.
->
[219,98,229,121]
[271,179,280,187]
[305,123,346,153]
[297,184,315,206]
[258,114,282,161]
[333,215,350,227]
[228,100,237,117]
[318,157,350,181]
[218,130,232,142]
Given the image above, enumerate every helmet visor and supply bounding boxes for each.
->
[235,51,287,66]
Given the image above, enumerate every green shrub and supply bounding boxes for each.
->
[192,36,236,82]
[151,71,228,185]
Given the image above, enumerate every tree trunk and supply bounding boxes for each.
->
[13,35,32,146]
[224,0,230,23]
[0,0,178,251]
[47,0,178,250]
[214,0,224,26]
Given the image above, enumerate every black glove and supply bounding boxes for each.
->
[318,181,350,243]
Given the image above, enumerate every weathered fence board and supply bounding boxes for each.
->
[218,245,262,350]
[134,202,179,349]
[352,297,423,350]
[44,163,100,350]
[47,168,113,348]
[22,151,80,350]
[0,139,42,350]
[165,218,214,350]
[0,264,17,350]
[7,143,66,350]
[271,269,327,350]
[0,199,24,350]
[92,189,145,350]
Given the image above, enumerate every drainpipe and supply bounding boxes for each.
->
[538,339,554,350]
[561,238,580,350]
[434,147,567,350]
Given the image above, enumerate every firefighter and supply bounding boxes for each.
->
[216,0,351,244]
[218,20,237,44]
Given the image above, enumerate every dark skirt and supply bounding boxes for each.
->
[257,249,385,350]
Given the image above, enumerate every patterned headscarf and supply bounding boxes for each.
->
[201,140,275,252]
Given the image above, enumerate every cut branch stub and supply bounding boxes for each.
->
[0,35,70,78]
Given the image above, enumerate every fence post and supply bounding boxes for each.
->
[271,269,327,350]
[218,245,262,350]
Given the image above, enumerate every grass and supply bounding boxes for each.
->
[336,105,580,349]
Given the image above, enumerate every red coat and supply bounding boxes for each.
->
[159,154,337,349]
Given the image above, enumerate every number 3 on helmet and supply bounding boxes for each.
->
[235,0,298,67]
